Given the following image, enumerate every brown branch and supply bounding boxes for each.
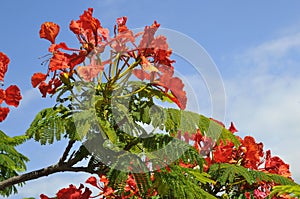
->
[0,163,96,191]
[58,140,76,165]
[0,140,93,191]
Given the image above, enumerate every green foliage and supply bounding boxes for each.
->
[209,163,296,186]
[0,131,29,197]
[152,166,217,199]
[207,163,296,197]
[23,78,297,198]
[149,105,240,146]
[209,163,255,186]
[269,184,300,198]
[107,153,152,194]
[26,105,79,144]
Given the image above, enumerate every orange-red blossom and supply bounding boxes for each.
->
[33,8,187,110]
[0,52,22,122]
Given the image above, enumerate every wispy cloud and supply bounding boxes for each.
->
[234,31,300,75]
[224,29,300,182]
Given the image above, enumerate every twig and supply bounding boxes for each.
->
[58,140,76,165]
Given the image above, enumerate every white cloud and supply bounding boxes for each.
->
[224,30,300,183]
[234,31,300,75]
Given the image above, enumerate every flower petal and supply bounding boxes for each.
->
[85,176,97,187]
[0,107,9,122]
[39,22,60,44]
[228,122,238,133]
[31,73,47,88]
[0,52,10,83]
[5,85,22,107]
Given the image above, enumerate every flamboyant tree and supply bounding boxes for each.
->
[0,8,300,199]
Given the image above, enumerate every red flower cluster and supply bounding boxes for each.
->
[130,21,187,109]
[33,8,187,110]
[181,121,292,178]
[0,52,22,122]
[33,8,109,97]
[41,174,158,199]
[182,120,293,198]
[85,175,114,198]
[40,184,92,199]
[265,150,291,178]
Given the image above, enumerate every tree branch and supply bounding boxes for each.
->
[58,140,76,165]
[0,140,94,191]
[0,163,96,191]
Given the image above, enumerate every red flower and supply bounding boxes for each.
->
[139,21,160,50]
[49,52,72,71]
[151,36,174,67]
[103,187,115,197]
[69,8,108,47]
[5,85,22,107]
[242,136,264,169]
[78,8,101,34]
[158,75,187,109]
[228,122,238,133]
[39,22,60,44]
[265,150,291,177]
[56,184,91,199]
[0,107,9,122]
[37,78,62,98]
[191,129,202,143]
[99,175,109,186]
[38,81,51,98]
[39,194,50,199]
[85,176,98,187]
[199,136,215,156]
[77,58,105,82]
[31,73,47,88]
[49,51,86,72]
[77,66,101,82]
[213,140,235,163]
[69,20,81,34]
[0,52,9,82]
[116,16,128,33]
[245,192,251,199]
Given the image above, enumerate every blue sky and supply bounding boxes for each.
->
[1,0,300,198]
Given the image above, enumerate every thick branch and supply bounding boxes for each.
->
[0,140,93,191]
[0,162,96,191]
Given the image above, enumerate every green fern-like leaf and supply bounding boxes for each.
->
[149,106,240,147]
[0,131,29,197]
[209,163,296,187]
[269,184,300,198]
[184,168,216,185]
[212,163,256,185]
[153,165,217,199]
[26,106,79,144]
